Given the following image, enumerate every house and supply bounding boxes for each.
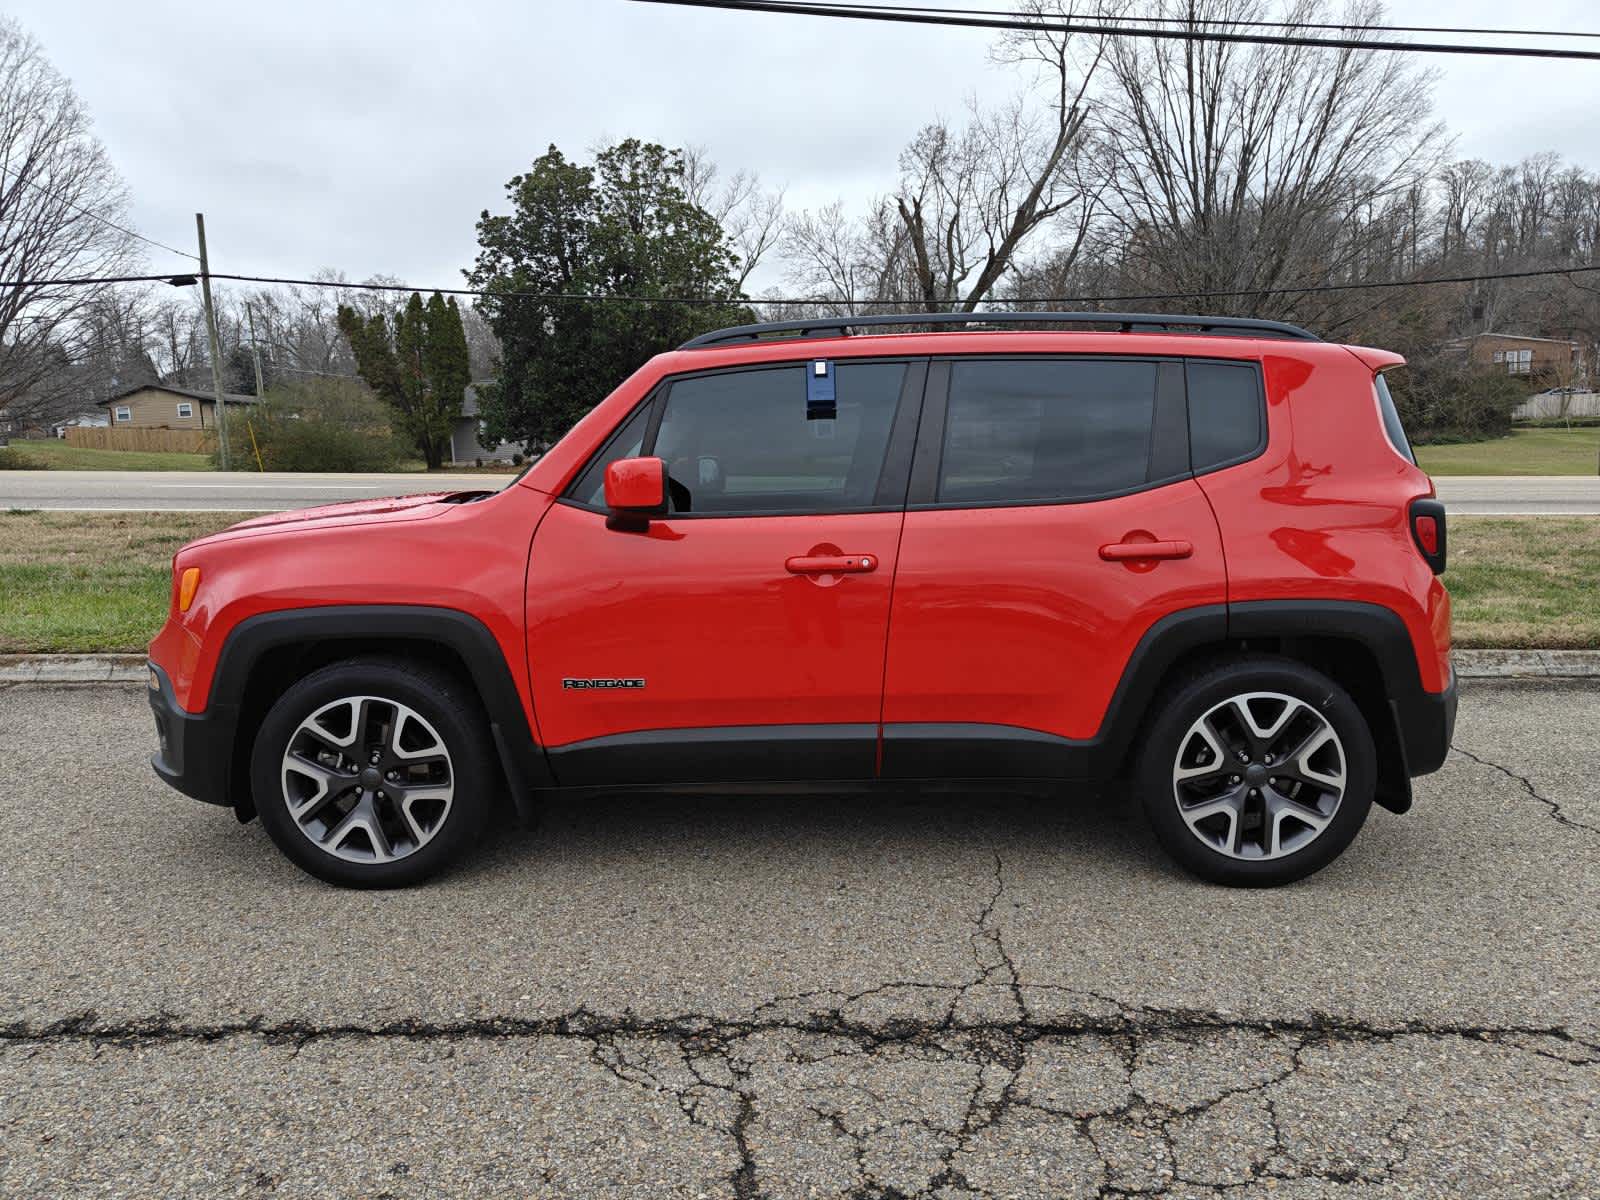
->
[450,383,521,464]
[51,410,109,437]
[1445,333,1585,384]
[98,383,258,429]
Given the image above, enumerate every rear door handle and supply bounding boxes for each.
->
[1099,540,1194,561]
[786,554,878,574]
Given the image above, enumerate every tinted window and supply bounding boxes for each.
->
[570,401,653,507]
[937,360,1158,503]
[651,362,904,514]
[1374,372,1416,464]
[1187,361,1263,471]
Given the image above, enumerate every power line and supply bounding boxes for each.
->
[0,163,200,263]
[626,0,1600,61]
[4,262,1600,306]
[761,1,1600,41]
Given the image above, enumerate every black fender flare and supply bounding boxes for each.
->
[1226,600,1455,811]
[207,605,552,818]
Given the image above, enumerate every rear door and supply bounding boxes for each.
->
[879,355,1232,778]
[526,357,925,786]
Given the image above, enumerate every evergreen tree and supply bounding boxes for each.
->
[468,140,752,450]
[336,291,467,468]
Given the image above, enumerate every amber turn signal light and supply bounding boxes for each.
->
[178,566,201,612]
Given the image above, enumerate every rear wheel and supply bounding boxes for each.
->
[1136,656,1376,886]
[251,658,494,887]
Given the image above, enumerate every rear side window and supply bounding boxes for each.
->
[1374,372,1416,464]
[650,361,905,514]
[937,360,1158,503]
[1186,361,1264,472]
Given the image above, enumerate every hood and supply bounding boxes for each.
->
[227,491,465,530]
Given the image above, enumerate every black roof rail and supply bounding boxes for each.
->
[678,310,1320,349]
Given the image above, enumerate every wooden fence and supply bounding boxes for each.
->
[66,426,215,454]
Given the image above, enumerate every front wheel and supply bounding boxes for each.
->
[250,658,495,887]
[1136,656,1377,886]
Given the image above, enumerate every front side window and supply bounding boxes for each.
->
[937,360,1159,503]
[176,402,193,419]
[114,406,131,422]
[650,362,904,514]
[569,402,653,509]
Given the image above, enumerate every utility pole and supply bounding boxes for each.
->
[196,213,230,470]
[245,302,265,399]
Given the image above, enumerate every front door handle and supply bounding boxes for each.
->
[786,553,877,574]
[1099,539,1194,562]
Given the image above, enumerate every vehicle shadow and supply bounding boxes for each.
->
[454,780,1163,883]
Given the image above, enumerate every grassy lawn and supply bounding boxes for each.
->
[0,512,1595,653]
[1415,427,1600,475]
[6,438,213,472]
[0,511,258,653]
[1447,517,1600,649]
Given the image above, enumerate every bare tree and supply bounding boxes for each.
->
[683,146,785,291]
[1085,0,1445,327]
[0,17,140,430]
[779,200,919,316]
[781,5,1109,313]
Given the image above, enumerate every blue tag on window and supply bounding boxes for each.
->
[806,359,836,420]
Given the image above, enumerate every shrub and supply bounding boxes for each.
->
[0,446,46,469]
[213,379,407,472]
[1385,359,1529,443]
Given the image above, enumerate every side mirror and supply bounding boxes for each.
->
[604,456,668,516]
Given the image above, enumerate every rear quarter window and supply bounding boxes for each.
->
[1374,372,1416,464]
[1186,361,1265,472]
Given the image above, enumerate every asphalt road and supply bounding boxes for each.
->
[0,469,514,511]
[1,679,1596,1197]
[1,469,1599,514]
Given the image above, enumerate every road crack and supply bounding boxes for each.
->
[1453,744,1600,837]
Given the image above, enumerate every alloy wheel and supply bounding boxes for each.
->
[1170,691,1346,861]
[279,695,454,864]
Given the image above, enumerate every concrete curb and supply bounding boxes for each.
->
[0,655,147,684]
[4,649,1600,686]
[1450,649,1600,679]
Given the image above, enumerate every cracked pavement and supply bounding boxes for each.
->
[1,680,1597,1197]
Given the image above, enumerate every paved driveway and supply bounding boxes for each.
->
[0,679,1596,1197]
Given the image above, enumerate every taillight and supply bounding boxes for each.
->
[1409,498,1447,574]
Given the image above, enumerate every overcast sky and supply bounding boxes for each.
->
[10,0,1600,295]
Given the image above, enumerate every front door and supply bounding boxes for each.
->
[526,358,925,786]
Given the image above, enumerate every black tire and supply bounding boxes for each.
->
[1136,655,1377,887]
[250,657,495,887]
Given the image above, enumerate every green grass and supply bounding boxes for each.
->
[1415,427,1600,475]
[1,512,1596,653]
[1447,517,1600,649]
[0,511,258,652]
[9,438,213,472]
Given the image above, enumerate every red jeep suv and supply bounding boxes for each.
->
[146,312,1455,888]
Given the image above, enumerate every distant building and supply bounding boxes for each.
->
[1444,333,1584,383]
[451,383,520,464]
[52,410,109,436]
[98,383,258,429]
